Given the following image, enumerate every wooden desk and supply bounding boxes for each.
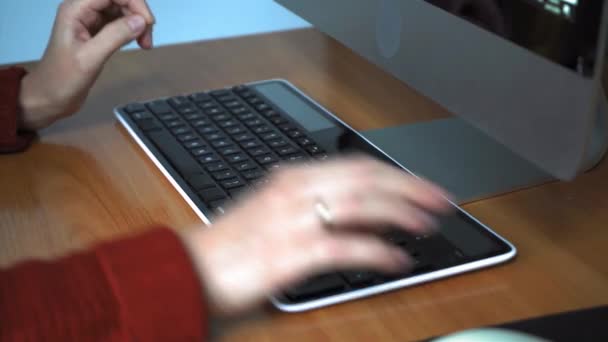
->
[1,29,607,341]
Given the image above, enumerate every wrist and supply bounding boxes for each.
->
[178,228,226,317]
[19,72,57,130]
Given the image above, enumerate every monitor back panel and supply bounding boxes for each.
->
[276,0,608,180]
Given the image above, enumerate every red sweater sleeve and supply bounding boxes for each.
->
[0,228,209,341]
[0,66,35,153]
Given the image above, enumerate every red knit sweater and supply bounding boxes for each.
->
[0,67,209,341]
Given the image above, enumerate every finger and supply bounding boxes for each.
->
[324,191,441,234]
[304,235,412,274]
[137,25,153,49]
[308,157,452,212]
[79,14,147,68]
[79,0,155,25]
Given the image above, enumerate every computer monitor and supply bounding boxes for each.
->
[276,0,608,200]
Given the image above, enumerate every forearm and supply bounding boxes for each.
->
[0,228,209,341]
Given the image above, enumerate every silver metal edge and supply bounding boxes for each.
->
[248,78,517,312]
[114,110,213,226]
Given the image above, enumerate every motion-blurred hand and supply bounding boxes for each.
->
[181,158,452,316]
[19,0,155,130]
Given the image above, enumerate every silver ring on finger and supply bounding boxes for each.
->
[314,198,334,229]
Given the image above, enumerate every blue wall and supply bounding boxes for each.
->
[0,0,310,65]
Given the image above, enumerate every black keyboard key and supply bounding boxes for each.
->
[191,146,213,156]
[226,153,248,163]
[198,154,220,164]
[198,101,216,110]
[279,123,296,132]
[191,119,210,128]
[342,271,376,287]
[147,100,173,115]
[177,105,198,115]
[247,97,263,105]
[187,173,216,191]
[211,113,231,121]
[261,132,281,141]
[168,96,190,109]
[184,113,206,121]
[256,103,271,112]
[270,116,287,125]
[240,140,260,149]
[225,125,245,135]
[261,109,279,118]
[234,133,254,142]
[315,153,330,161]
[125,103,146,114]
[264,161,282,171]
[210,90,231,98]
[130,111,153,121]
[198,126,218,135]
[221,178,245,190]
[206,108,225,116]
[268,139,288,149]
[147,130,203,177]
[285,152,308,163]
[231,107,249,115]
[189,92,211,103]
[284,153,308,163]
[297,137,314,146]
[256,154,279,165]
[285,274,346,301]
[242,169,265,181]
[240,91,256,99]
[232,85,248,93]
[205,132,226,141]
[213,170,237,181]
[219,120,239,129]
[229,187,247,199]
[171,126,191,135]
[306,145,324,155]
[219,147,241,156]
[177,134,197,142]
[159,113,179,122]
[184,140,205,149]
[166,120,185,128]
[277,146,298,156]
[234,161,257,172]
[198,187,227,203]
[288,130,304,139]
[236,112,256,121]
[224,101,242,108]
[248,147,270,157]
[137,118,161,132]
[252,126,272,135]
[212,139,233,149]
[206,162,229,172]
[217,95,236,102]
[244,119,264,127]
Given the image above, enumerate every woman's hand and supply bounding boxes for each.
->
[181,158,452,316]
[19,0,155,130]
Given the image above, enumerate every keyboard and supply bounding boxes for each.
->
[115,80,511,312]
[121,85,330,216]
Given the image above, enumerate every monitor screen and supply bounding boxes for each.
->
[425,0,604,77]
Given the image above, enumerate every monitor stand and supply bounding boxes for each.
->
[362,96,608,205]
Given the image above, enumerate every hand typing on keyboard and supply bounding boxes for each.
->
[180,157,452,316]
[19,0,155,130]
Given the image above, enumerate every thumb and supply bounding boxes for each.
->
[80,15,147,70]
